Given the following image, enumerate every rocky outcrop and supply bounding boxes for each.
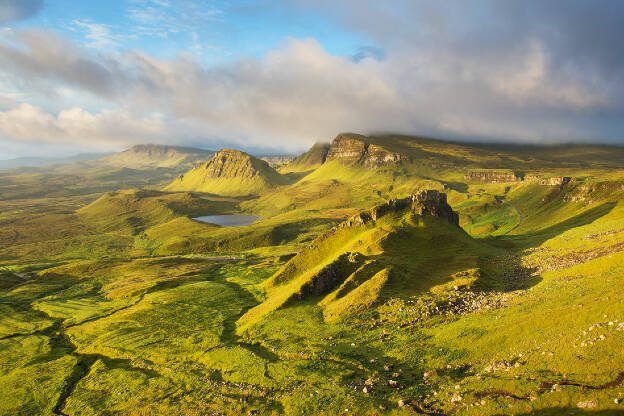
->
[325,134,406,169]
[196,149,274,179]
[344,190,459,228]
[464,170,519,183]
[525,175,571,187]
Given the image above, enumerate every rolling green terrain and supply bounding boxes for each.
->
[2,134,624,415]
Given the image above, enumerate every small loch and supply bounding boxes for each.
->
[193,214,260,227]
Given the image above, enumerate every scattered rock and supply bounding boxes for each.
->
[423,370,437,380]
[451,392,463,403]
[484,361,514,372]
[397,399,405,407]
[577,400,597,409]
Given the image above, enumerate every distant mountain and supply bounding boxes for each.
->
[5,144,215,178]
[0,153,109,171]
[164,149,289,196]
[99,144,214,170]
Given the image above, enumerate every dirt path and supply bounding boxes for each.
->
[506,203,524,234]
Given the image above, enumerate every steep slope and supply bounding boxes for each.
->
[281,142,330,172]
[238,190,485,329]
[164,149,289,196]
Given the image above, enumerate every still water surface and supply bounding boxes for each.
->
[192,214,260,227]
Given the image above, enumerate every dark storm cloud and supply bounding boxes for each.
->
[0,0,44,23]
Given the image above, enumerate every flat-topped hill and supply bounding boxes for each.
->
[100,144,214,169]
[164,149,289,196]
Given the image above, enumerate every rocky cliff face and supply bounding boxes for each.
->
[525,175,571,187]
[464,170,519,183]
[325,134,406,169]
[344,190,459,228]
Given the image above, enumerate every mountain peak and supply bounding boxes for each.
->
[165,148,288,196]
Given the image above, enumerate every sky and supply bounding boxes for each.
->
[0,0,623,158]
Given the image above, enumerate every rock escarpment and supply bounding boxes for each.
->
[344,190,460,228]
[464,170,519,184]
[325,134,406,169]
[525,175,571,187]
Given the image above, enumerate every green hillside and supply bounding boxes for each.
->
[280,142,330,173]
[2,133,624,415]
[165,149,290,196]
[239,190,481,329]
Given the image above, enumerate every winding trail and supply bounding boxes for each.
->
[506,202,524,234]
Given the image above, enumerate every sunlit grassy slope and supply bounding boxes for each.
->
[239,208,484,330]
[2,134,624,415]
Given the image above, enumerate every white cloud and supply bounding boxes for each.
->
[0,13,623,155]
[0,103,170,150]
[70,20,131,50]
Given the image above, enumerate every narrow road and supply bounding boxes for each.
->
[506,203,524,234]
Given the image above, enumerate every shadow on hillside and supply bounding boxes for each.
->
[282,170,315,182]
[473,201,616,292]
[494,201,616,249]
